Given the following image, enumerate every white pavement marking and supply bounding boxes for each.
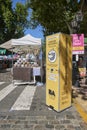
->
[0,82,5,85]
[0,84,17,102]
[11,85,36,111]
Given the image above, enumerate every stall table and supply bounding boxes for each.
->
[13,66,41,85]
[13,67,33,82]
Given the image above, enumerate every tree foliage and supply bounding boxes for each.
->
[80,11,87,35]
[28,0,87,36]
[28,0,78,35]
[0,0,29,44]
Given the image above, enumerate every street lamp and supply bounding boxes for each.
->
[71,19,78,33]
[71,10,83,34]
[75,11,83,23]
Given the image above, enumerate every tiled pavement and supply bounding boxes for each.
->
[0,69,87,130]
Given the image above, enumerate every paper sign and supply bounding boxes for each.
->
[33,67,41,76]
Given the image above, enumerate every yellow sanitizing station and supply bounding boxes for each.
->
[46,33,72,112]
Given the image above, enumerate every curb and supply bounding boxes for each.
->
[73,98,87,123]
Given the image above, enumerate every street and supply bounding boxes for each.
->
[0,80,87,130]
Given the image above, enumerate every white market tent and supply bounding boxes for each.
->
[0,34,41,49]
[0,34,43,84]
[0,40,12,50]
[12,34,41,47]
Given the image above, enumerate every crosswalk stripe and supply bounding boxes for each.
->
[0,84,17,102]
[10,85,36,111]
[0,82,5,85]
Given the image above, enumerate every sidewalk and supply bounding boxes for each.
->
[73,92,87,124]
[75,94,87,113]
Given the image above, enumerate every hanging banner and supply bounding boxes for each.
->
[71,34,84,55]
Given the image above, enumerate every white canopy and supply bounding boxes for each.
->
[0,40,12,49]
[12,34,41,47]
[0,34,41,49]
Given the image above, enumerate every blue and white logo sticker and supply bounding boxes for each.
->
[48,50,56,63]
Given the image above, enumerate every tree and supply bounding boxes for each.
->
[27,0,87,36]
[27,0,78,35]
[0,0,29,44]
[77,0,87,35]
[80,11,87,35]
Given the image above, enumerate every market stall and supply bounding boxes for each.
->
[0,34,42,85]
[12,34,42,85]
[0,47,18,69]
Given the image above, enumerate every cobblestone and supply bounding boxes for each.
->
[0,115,87,130]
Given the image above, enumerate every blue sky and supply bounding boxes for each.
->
[12,0,44,39]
